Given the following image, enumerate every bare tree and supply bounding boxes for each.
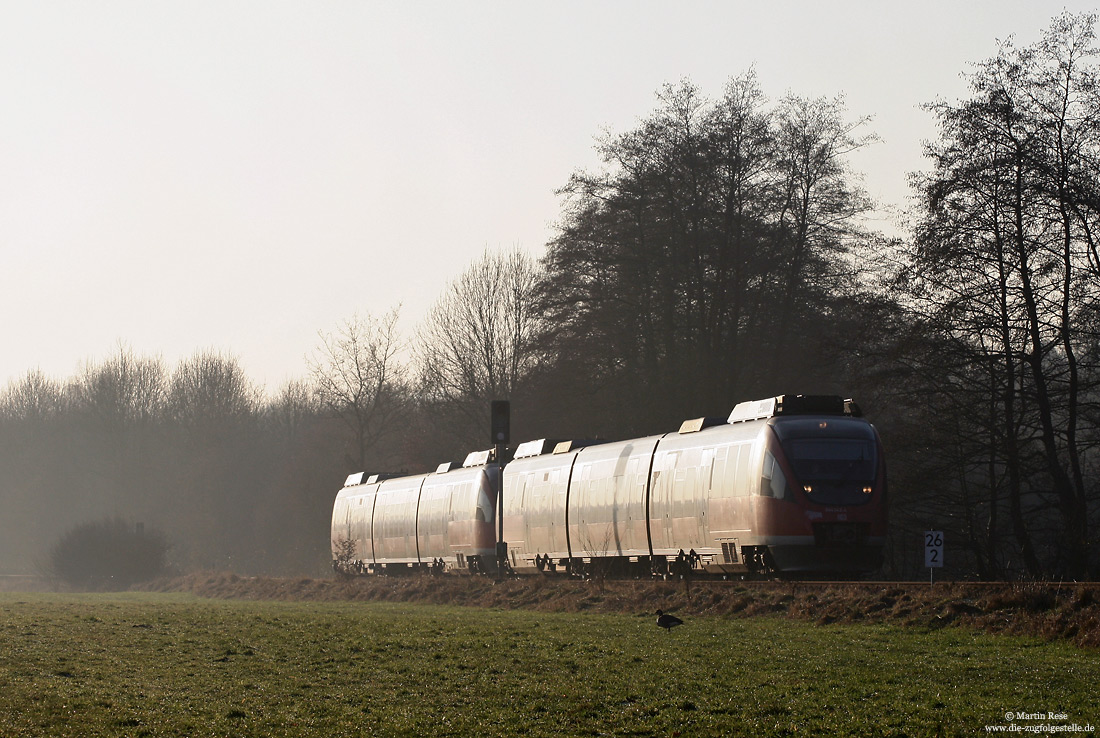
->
[415,248,543,444]
[68,346,169,517]
[308,307,407,470]
[0,369,66,422]
[768,93,877,371]
[898,11,1100,578]
[0,369,69,571]
[268,379,318,445]
[168,350,260,430]
[72,344,167,428]
[162,351,264,568]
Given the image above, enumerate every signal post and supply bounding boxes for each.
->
[491,400,510,578]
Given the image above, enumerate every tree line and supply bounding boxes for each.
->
[2,11,1098,579]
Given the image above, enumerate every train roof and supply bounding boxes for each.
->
[512,438,605,460]
[727,394,861,424]
[341,394,864,487]
[343,471,406,487]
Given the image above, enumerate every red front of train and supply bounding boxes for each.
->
[751,413,887,572]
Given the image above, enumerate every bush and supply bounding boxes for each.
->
[47,517,169,590]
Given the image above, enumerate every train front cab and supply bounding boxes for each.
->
[653,395,886,577]
[742,398,887,574]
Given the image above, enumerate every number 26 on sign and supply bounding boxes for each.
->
[925,530,943,584]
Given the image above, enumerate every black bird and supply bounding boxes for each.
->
[655,609,684,633]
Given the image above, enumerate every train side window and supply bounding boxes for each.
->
[710,446,728,496]
[733,444,751,496]
[761,451,789,500]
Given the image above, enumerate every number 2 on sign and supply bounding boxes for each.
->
[924,531,944,568]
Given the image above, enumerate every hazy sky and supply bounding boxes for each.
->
[1,1,1094,391]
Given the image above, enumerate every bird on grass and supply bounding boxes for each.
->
[655,610,684,633]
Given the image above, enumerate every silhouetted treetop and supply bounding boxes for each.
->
[540,73,879,432]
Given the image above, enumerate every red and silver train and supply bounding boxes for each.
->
[330,394,887,577]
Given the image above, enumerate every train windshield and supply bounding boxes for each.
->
[783,437,876,505]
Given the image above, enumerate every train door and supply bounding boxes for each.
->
[547,463,569,558]
[514,468,532,558]
[649,449,679,556]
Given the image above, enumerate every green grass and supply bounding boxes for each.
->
[0,593,1096,737]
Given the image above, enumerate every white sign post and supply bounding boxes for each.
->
[924,530,944,585]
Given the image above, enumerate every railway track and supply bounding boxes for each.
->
[512,574,1100,589]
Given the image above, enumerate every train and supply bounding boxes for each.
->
[330,394,887,578]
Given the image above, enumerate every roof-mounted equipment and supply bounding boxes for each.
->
[366,473,404,485]
[678,417,728,434]
[462,448,497,468]
[514,439,567,459]
[553,439,605,454]
[727,394,861,424]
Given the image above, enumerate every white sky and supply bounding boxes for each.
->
[1,1,1094,391]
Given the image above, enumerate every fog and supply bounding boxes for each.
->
[3,5,1099,579]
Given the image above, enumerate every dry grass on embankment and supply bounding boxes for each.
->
[125,572,1100,650]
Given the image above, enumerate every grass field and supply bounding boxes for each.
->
[1,593,1096,737]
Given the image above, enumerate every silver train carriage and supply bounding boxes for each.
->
[331,450,499,574]
[501,394,886,576]
[331,394,886,576]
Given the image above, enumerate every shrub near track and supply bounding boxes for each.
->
[1,593,1097,737]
